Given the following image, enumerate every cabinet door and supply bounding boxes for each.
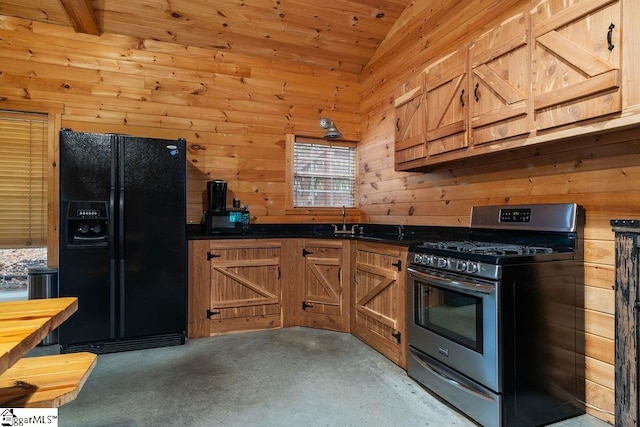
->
[425,48,469,156]
[208,239,282,334]
[299,239,349,332]
[470,12,531,145]
[187,240,211,338]
[531,0,621,130]
[394,72,426,170]
[352,242,407,369]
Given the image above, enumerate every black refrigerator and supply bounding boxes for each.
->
[58,129,187,353]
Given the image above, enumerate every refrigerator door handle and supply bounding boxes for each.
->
[109,188,117,339]
[109,136,118,340]
[119,257,125,338]
[118,177,126,337]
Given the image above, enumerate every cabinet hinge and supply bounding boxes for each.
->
[392,260,402,271]
[391,331,401,344]
[207,251,220,261]
[302,248,313,257]
[206,309,220,318]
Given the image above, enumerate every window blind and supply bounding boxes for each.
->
[0,113,48,248]
[293,141,355,207]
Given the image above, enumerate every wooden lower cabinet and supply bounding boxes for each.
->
[351,241,407,369]
[188,237,407,369]
[287,239,351,332]
[188,240,210,338]
[187,239,283,337]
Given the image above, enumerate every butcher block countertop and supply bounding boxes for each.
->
[0,297,97,407]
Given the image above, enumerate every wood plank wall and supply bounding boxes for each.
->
[358,0,639,423]
[0,1,632,422]
[0,15,361,226]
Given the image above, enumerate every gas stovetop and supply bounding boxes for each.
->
[408,242,568,280]
[407,204,583,279]
[415,241,555,256]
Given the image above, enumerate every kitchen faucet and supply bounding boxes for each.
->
[333,205,359,235]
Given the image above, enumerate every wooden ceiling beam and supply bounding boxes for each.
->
[58,0,100,35]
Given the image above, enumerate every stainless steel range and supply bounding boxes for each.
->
[406,203,585,427]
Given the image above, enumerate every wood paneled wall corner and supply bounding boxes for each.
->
[355,0,639,423]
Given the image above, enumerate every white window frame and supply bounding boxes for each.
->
[285,134,357,211]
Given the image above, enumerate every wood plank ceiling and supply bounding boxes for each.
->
[0,0,412,73]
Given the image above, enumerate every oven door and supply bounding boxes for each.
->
[407,265,500,392]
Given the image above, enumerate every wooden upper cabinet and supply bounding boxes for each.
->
[424,48,469,157]
[470,12,531,145]
[531,0,621,130]
[392,0,631,171]
[394,72,426,170]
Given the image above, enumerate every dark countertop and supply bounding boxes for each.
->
[187,223,470,247]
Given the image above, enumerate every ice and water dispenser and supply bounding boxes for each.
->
[64,201,109,247]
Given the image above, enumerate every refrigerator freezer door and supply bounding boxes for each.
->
[59,131,116,345]
[119,136,186,339]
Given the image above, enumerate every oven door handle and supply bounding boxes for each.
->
[409,350,496,402]
[407,267,496,294]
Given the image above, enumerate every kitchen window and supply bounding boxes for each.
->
[0,112,48,249]
[287,135,356,209]
[0,110,50,300]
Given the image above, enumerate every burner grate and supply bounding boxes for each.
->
[418,240,555,256]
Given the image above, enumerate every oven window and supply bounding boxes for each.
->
[414,280,483,352]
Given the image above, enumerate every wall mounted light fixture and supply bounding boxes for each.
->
[319,117,342,140]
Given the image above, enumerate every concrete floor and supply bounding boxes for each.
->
[58,327,610,427]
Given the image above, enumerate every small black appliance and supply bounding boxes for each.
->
[204,208,250,234]
[207,180,227,212]
[204,179,249,233]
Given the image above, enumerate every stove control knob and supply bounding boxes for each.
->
[436,257,448,268]
[414,254,422,263]
[424,255,433,266]
[466,262,478,274]
[455,260,466,272]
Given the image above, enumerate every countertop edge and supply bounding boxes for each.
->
[186,223,468,246]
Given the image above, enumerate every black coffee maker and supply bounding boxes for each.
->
[204,180,249,233]
[207,179,227,212]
